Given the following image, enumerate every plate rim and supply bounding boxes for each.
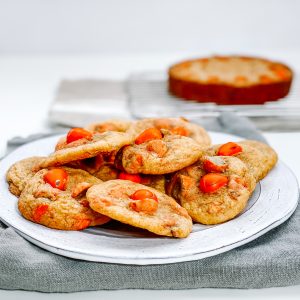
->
[2,199,297,265]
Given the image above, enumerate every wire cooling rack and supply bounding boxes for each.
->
[127,71,300,131]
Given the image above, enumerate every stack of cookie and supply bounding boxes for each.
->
[6,118,277,238]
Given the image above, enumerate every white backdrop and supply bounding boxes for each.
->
[0,0,299,54]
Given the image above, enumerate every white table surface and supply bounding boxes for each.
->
[1,54,300,299]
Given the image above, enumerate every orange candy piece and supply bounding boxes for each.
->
[74,219,91,230]
[170,126,190,137]
[44,168,68,190]
[129,199,158,214]
[129,189,158,214]
[199,173,228,193]
[66,128,92,144]
[217,142,242,156]
[146,140,168,157]
[130,189,158,201]
[203,158,227,173]
[135,128,163,145]
[33,204,49,222]
[118,172,142,183]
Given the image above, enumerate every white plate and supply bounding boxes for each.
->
[0,132,298,265]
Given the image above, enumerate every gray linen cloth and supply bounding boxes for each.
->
[0,113,299,292]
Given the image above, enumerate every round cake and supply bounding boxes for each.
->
[168,56,293,105]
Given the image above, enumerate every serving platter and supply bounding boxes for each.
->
[0,132,298,265]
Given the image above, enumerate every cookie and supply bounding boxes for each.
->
[55,120,132,151]
[115,134,203,174]
[239,140,278,179]
[6,156,45,196]
[93,164,119,181]
[64,151,117,176]
[127,117,211,146]
[18,167,110,230]
[39,131,133,169]
[54,128,119,176]
[140,175,166,193]
[85,119,131,133]
[116,172,167,193]
[55,136,66,151]
[206,141,277,181]
[167,156,255,225]
[86,180,193,238]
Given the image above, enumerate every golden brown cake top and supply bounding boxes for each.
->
[169,56,292,87]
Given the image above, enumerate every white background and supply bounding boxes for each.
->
[0,0,300,55]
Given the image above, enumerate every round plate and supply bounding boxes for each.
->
[0,132,298,265]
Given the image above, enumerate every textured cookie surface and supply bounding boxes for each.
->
[64,152,118,176]
[86,180,193,238]
[167,156,255,224]
[140,175,166,193]
[6,156,45,196]
[18,167,110,230]
[116,134,203,175]
[56,120,132,151]
[239,140,278,179]
[39,131,133,169]
[85,119,132,133]
[127,117,211,147]
[169,56,293,104]
[206,141,277,181]
[93,164,119,181]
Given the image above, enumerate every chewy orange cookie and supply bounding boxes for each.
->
[6,156,45,196]
[18,167,110,230]
[85,119,132,133]
[206,140,278,181]
[115,133,203,175]
[39,129,133,169]
[167,155,255,224]
[86,180,193,238]
[127,117,211,146]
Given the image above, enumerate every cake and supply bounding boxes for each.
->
[168,56,293,105]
